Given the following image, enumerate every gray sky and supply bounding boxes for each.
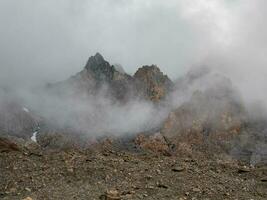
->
[0,0,235,85]
[0,0,266,102]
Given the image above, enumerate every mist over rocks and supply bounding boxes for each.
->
[0,53,266,164]
[0,89,39,139]
[161,74,245,150]
[28,53,173,140]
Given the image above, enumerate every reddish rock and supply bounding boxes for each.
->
[134,65,173,101]
[0,137,20,152]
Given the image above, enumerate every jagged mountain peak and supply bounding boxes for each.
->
[84,53,116,82]
[49,54,173,102]
[85,52,106,68]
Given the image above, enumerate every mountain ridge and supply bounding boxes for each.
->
[48,53,173,102]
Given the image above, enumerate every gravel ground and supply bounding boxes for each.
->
[0,144,266,200]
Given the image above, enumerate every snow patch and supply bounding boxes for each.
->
[31,131,38,143]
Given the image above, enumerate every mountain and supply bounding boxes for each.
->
[0,53,266,164]
[30,53,174,147]
[48,53,173,102]
[1,56,266,200]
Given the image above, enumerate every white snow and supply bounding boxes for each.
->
[31,131,38,143]
[22,107,29,113]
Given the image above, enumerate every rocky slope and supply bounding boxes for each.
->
[0,137,266,200]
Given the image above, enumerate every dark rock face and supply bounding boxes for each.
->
[47,53,135,102]
[85,53,116,83]
[83,53,137,101]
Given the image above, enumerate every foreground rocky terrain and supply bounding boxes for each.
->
[0,137,266,200]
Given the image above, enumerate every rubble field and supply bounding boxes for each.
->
[0,141,266,200]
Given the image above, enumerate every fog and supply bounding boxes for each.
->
[18,85,170,136]
[0,0,267,137]
[0,0,243,85]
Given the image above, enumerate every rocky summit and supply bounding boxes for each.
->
[47,53,172,102]
[85,53,117,82]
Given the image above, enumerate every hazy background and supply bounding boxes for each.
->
[0,0,266,106]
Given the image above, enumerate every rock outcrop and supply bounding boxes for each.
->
[134,65,173,101]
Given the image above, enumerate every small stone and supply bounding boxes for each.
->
[260,176,267,182]
[67,168,74,173]
[23,197,33,200]
[145,175,153,179]
[102,189,121,200]
[9,188,16,193]
[238,166,250,173]
[192,188,201,193]
[157,183,168,189]
[225,192,230,196]
[121,190,135,195]
[147,185,154,189]
[172,166,185,172]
